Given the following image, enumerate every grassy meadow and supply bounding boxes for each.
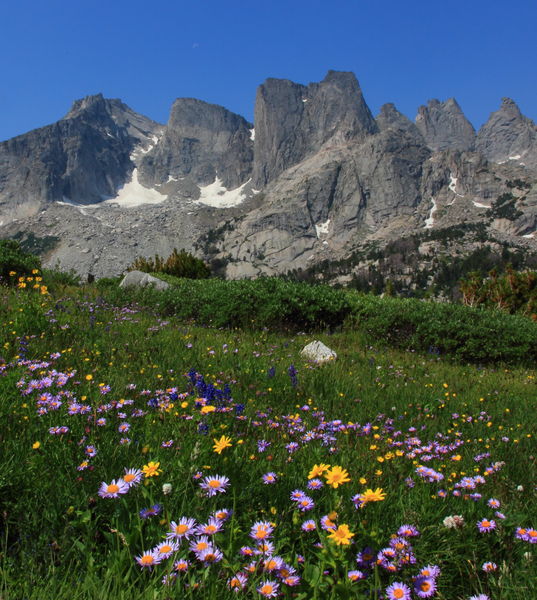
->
[0,274,536,600]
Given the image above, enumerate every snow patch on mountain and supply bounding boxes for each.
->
[195,177,250,208]
[315,219,330,238]
[104,169,167,207]
[424,197,437,228]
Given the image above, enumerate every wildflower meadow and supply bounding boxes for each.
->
[0,272,536,599]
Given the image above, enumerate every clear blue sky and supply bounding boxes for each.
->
[1,0,535,142]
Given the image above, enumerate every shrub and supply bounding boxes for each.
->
[0,239,41,283]
[346,292,537,364]
[129,248,210,279]
[106,277,352,332]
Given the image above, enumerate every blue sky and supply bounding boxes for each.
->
[1,0,535,141]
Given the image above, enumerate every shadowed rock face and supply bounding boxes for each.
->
[415,98,475,152]
[0,94,162,219]
[139,98,253,190]
[376,103,424,141]
[252,70,378,187]
[476,98,537,170]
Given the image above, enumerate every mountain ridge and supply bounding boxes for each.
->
[1,71,536,288]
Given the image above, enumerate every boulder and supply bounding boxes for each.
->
[300,340,337,363]
[119,270,170,291]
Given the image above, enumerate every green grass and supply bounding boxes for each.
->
[0,278,536,600]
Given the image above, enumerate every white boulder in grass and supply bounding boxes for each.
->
[119,270,170,291]
[300,340,337,363]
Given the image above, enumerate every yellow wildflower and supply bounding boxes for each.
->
[327,524,355,546]
[324,466,351,489]
[213,435,232,454]
[356,487,386,507]
[142,461,162,477]
[308,463,330,479]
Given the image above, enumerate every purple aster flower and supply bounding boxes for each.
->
[98,479,129,498]
[197,546,223,564]
[482,561,497,572]
[227,572,248,591]
[398,524,420,537]
[199,475,230,497]
[153,540,180,559]
[295,495,314,511]
[139,504,162,519]
[167,517,197,539]
[418,565,441,579]
[257,439,271,452]
[301,519,316,532]
[257,579,279,598]
[196,517,223,536]
[262,472,277,484]
[122,468,143,488]
[173,558,189,572]
[85,446,98,460]
[414,575,437,598]
[135,550,162,568]
[386,581,411,600]
[477,518,496,533]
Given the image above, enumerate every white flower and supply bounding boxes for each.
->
[162,483,173,495]
[443,515,465,529]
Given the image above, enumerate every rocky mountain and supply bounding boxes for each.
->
[476,98,537,171]
[415,98,476,151]
[1,72,536,290]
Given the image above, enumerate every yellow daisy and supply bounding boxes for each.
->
[327,523,355,546]
[308,463,331,479]
[324,465,351,488]
[213,435,232,454]
[142,461,162,478]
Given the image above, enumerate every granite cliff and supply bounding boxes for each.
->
[1,72,536,289]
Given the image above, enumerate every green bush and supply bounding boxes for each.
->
[41,268,81,292]
[0,239,41,283]
[129,248,210,279]
[346,292,537,364]
[106,277,351,332]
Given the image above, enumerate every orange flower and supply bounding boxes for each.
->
[324,466,351,488]
[213,435,232,454]
[327,524,354,545]
[142,461,162,477]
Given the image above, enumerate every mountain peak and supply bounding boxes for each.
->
[376,103,423,140]
[476,98,537,168]
[65,93,109,118]
[415,97,475,151]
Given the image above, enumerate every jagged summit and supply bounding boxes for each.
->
[138,97,253,190]
[0,71,536,281]
[415,97,475,152]
[376,103,423,140]
[476,98,537,169]
[252,70,377,186]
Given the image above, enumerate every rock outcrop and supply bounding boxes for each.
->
[0,94,162,222]
[300,340,337,362]
[415,98,475,152]
[252,71,378,187]
[476,98,537,171]
[139,98,253,190]
[119,270,170,291]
